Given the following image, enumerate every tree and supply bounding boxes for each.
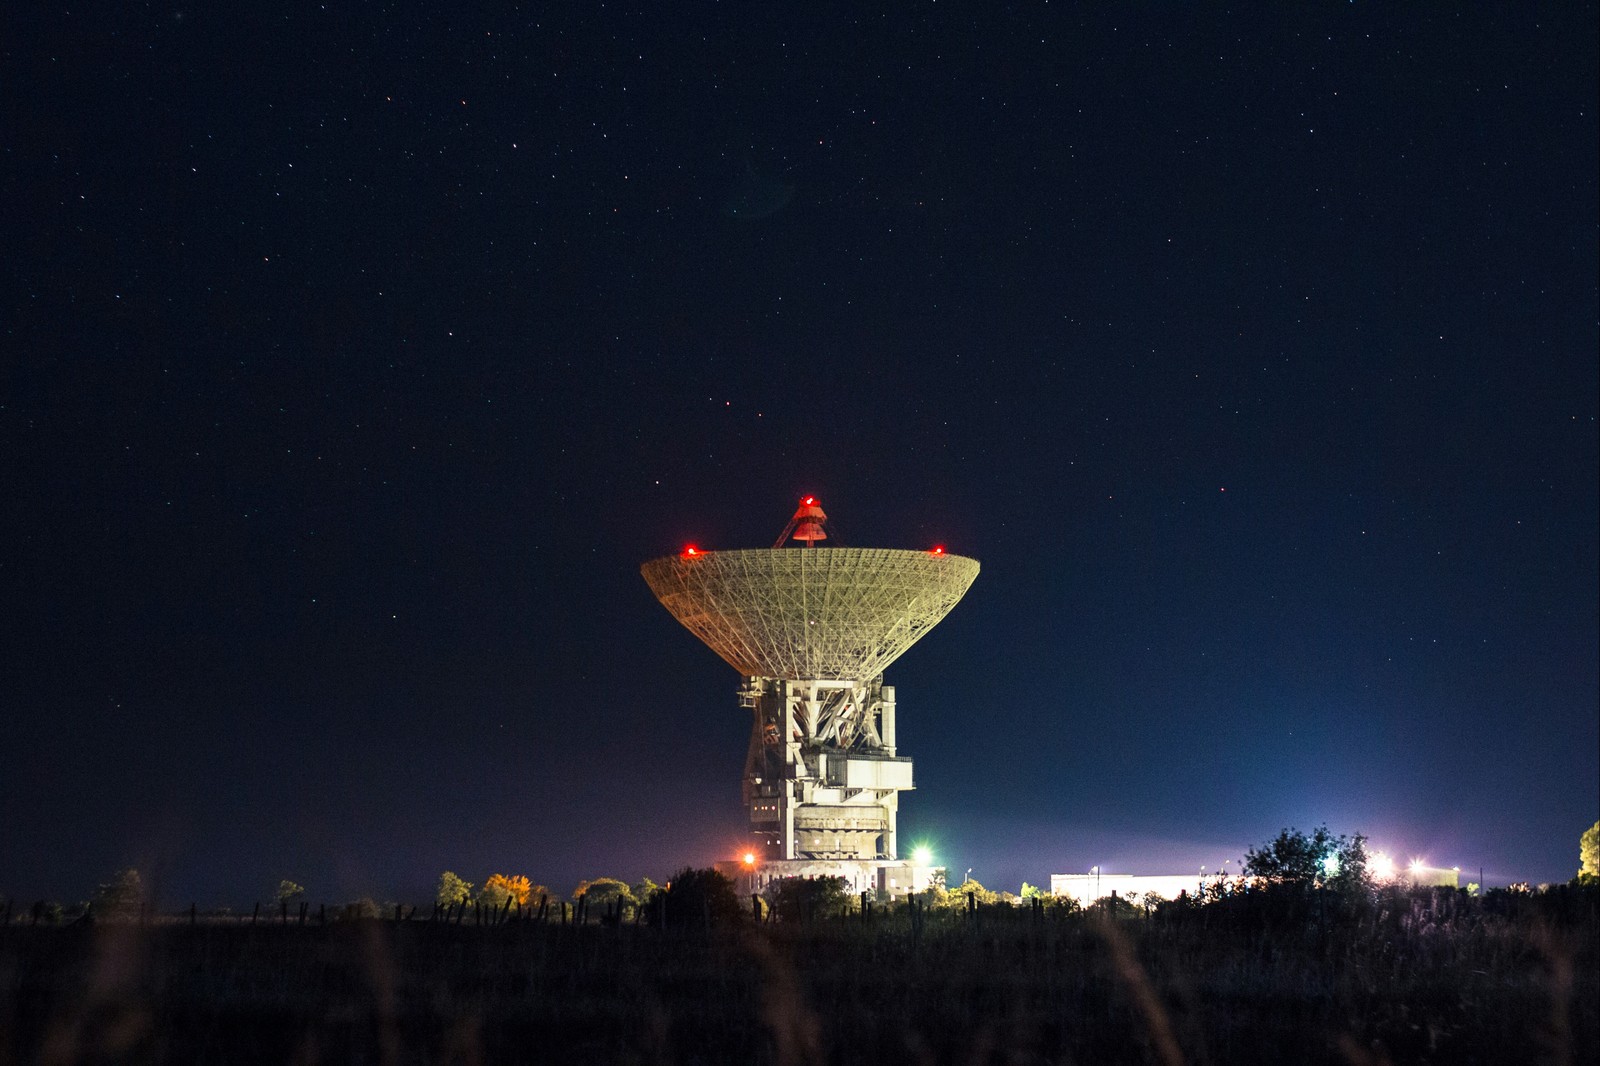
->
[1138,891,1168,915]
[436,871,473,907]
[767,876,850,923]
[338,897,380,921]
[93,868,144,920]
[1089,892,1142,920]
[1048,895,1083,918]
[650,867,742,929]
[481,874,532,907]
[1580,820,1600,884]
[1020,882,1046,900]
[938,877,1000,908]
[1244,825,1372,896]
[574,877,637,918]
[276,880,306,904]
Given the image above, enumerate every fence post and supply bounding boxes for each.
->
[252,902,259,925]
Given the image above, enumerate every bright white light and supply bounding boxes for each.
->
[1410,858,1425,872]
[912,846,932,866]
[1371,852,1396,881]
[1321,854,1340,877]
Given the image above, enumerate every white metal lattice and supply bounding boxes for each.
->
[641,547,980,680]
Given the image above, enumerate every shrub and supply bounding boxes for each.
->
[767,876,851,923]
[934,878,1000,909]
[574,877,637,919]
[649,867,741,929]
[92,869,144,920]
[481,874,532,908]
[436,872,473,907]
[1580,820,1599,884]
[336,898,380,921]
[1245,825,1372,897]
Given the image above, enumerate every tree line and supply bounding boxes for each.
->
[6,820,1595,927]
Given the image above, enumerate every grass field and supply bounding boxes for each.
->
[1,885,1594,1065]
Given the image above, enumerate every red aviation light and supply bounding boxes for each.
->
[682,545,700,557]
[930,545,946,555]
[791,496,828,543]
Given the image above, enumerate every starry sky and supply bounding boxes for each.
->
[4,4,1596,906]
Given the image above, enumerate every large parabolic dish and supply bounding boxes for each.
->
[641,547,981,680]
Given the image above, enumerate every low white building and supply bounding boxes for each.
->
[1050,872,1212,907]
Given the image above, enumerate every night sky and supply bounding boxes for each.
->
[5,4,1596,907]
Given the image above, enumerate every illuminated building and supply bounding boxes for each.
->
[1050,872,1217,907]
[642,497,978,896]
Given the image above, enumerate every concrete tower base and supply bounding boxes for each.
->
[714,858,943,900]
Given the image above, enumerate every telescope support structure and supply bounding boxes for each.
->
[741,675,911,862]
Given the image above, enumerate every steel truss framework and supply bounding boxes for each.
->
[640,548,981,681]
[742,675,907,860]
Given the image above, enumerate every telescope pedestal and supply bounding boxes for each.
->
[741,676,912,863]
[715,857,942,900]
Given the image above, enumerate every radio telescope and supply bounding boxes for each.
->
[641,497,979,895]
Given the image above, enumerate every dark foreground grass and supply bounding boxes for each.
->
[1,890,1594,1065]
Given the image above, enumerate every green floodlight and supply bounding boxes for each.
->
[912,845,933,866]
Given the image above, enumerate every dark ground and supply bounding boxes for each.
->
[2,889,1594,1065]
